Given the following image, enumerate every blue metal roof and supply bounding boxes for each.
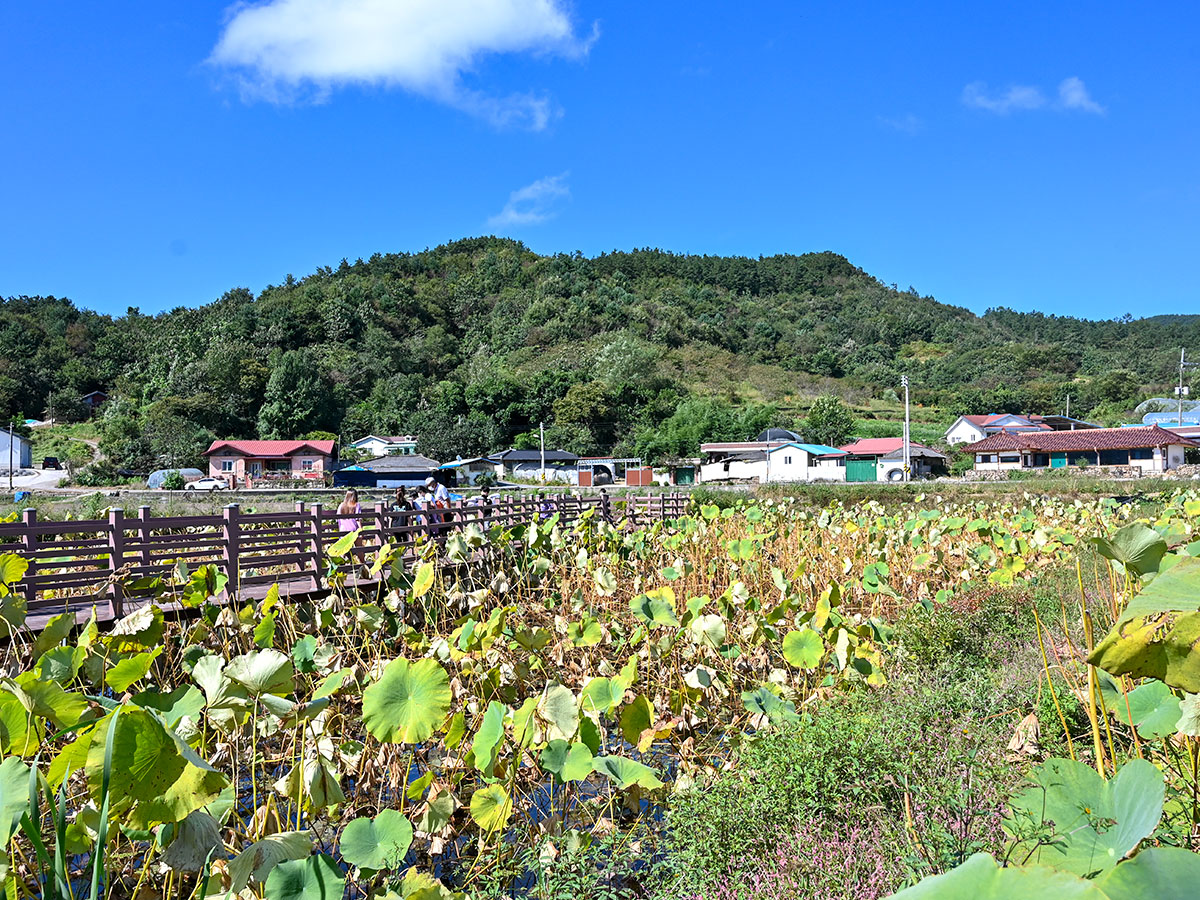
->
[767,442,846,456]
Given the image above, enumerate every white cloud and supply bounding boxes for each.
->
[962,81,1046,114]
[1057,76,1105,114]
[962,77,1106,116]
[209,0,596,128]
[488,172,569,227]
[877,113,922,135]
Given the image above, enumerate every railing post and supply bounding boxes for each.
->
[600,489,612,524]
[295,501,306,559]
[659,493,666,520]
[106,507,125,618]
[222,504,240,599]
[374,501,386,547]
[137,505,152,574]
[309,503,324,583]
[20,509,38,610]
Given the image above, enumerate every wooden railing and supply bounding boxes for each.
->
[0,493,691,622]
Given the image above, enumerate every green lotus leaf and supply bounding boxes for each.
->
[225,649,295,696]
[1106,680,1181,739]
[37,645,85,685]
[886,852,1105,899]
[619,694,654,748]
[782,628,824,670]
[339,809,413,871]
[687,614,726,649]
[0,594,27,639]
[326,529,360,560]
[264,853,345,900]
[0,757,30,846]
[131,684,205,730]
[469,783,512,833]
[593,568,617,596]
[106,648,162,693]
[741,686,799,724]
[470,701,506,775]
[1094,846,1200,897]
[540,740,594,782]
[362,657,451,745]
[1092,523,1167,576]
[32,612,76,660]
[228,831,313,891]
[591,755,664,790]
[1008,757,1163,877]
[630,592,679,628]
[581,677,625,716]
[568,617,603,647]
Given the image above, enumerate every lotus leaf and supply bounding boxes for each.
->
[362,657,451,744]
[1092,523,1168,576]
[340,809,413,871]
[469,783,512,833]
[265,853,345,900]
[537,683,579,742]
[581,677,625,715]
[741,686,799,724]
[229,831,313,890]
[782,628,824,670]
[1094,846,1200,897]
[131,685,205,730]
[886,851,1106,898]
[225,648,295,696]
[106,648,162,693]
[37,645,84,685]
[591,755,664,790]
[620,695,654,749]
[593,568,617,596]
[630,591,679,628]
[273,756,346,811]
[470,701,506,775]
[687,614,726,649]
[32,612,75,660]
[0,594,27,639]
[1008,757,1163,876]
[540,740,594,781]
[568,616,603,647]
[0,757,29,845]
[161,809,222,873]
[412,561,436,598]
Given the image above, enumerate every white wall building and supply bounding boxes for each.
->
[348,435,419,457]
[699,442,847,484]
[0,432,32,470]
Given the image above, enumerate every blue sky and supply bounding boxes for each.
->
[1,1,1196,320]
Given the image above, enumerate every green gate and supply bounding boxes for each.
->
[846,458,877,482]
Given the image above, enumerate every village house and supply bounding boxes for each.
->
[838,438,950,482]
[965,425,1196,474]
[0,431,32,469]
[438,456,500,486]
[333,453,441,488]
[80,390,109,417]
[699,433,847,484]
[944,413,1098,445]
[491,449,580,484]
[204,439,336,486]
[347,435,419,457]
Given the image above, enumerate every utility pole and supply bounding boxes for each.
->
[7,421,12,493]
[901,375,911,483]
[539,421,546,483]
[1177,349,1198,426]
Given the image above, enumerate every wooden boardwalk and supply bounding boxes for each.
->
[4,492,690,631]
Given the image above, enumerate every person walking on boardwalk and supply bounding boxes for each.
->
[337,489,362,533]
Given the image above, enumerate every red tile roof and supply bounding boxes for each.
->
[964,426,1196,453]
[204,440,336,457]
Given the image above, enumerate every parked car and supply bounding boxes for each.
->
[184,477,228,492]
[42,457,61,470]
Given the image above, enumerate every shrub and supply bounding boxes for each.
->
[161,470,186,490]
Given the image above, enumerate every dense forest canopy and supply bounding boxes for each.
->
[3,236,1197,469]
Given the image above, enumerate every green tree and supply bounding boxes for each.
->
[257,351,336,439]
[801,395,855,448]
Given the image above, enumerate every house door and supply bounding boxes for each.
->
[846,459,876,482]
[1050,453,1067,469]
[675,467,695,485]
[249,462,262,478]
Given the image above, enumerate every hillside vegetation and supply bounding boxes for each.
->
[2,237,1196,470]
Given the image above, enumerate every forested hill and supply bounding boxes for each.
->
[2,236,1198,468]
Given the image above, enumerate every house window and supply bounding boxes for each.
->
[1099,449,1130,466]
[1028,454,1050,468]
[220,460,234,472]
[1130,447,1154,460]
[301,459,315,471]
[977,454,996,463]
[266,460,289,472]
[783,456,792,465]
[999,454,1020,464]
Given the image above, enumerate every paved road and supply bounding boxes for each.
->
[6,467,69,493]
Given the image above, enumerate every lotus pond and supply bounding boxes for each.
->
[3,491,1200,899]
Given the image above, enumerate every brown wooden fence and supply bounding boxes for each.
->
[0,492,691,626]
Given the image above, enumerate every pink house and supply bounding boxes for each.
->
[203,440,336,485]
